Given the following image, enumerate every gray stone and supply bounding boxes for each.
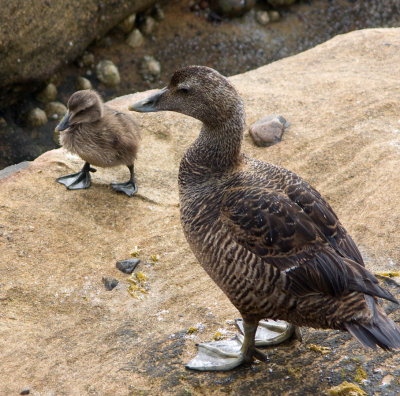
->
[126,29,144,49]
[36,83,57,104]
[96,60,120,86]
[76,76,93,91]
[45,102,67,120]
[26,108,47,127]
[140,16,156,36]
[249,115,289,147]
[256,10,270,25]
[118,13,137,33]
[116,258,140,274]
[102,276,119,291]
[140,56,161,82]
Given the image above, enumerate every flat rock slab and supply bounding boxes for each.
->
[1,29,400,395]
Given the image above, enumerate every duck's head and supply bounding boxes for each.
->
[129,66,244,128]
[56,90,104,131]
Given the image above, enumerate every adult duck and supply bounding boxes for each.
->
[56,89,140,196]
[130,66,400,370]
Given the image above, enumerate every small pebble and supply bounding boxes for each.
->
[140,16,156,35]
[268,10,280,22]
[96,60,120,86]
[126,29,144,49]
[116,258,140,274]
[256,10,270,25]
[118,13,136,33]
[102,276,119,291]
[140,56,161,82]
[76,76,92,90]
[36,83,57,103]
[249,114,289,147]
[27,108,47,127]
[20,389,30,395]
[79,52,95,68]
[0,117,7,127]
[45,102,67,120]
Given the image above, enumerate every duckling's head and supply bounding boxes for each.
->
[129,66,244,128]
[56,90,104,131]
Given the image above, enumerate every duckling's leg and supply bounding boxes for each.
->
[235,318,301,346]
[56,162,96,190]
[110,164,138,197]
[186,320,268,371]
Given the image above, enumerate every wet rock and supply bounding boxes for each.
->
[45,102,67,121]
[26,108,47,127]
[209,0,256,17]
[267,0,297,6]
[118,13,137,33]
[102,276,119,291]
[96,60,120,87]
[249,115,289,147]
[116,258,140,274]
[256,10,270,25]
[140,16,156,36]
[79,52,95,68]
[126,29,144,49]
[140,56,161,82]
[76,76,93,91]
[269,10,280,22]
[36,83,57,104]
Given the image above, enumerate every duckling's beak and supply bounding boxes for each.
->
[129,87,167,113]
[56,111,71,131]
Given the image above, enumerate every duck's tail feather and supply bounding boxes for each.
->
[345,304,400,351]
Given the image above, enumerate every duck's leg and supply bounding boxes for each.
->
[186,320,268,371]
[111,164,138,197]
[235,318,301,346]
[56,162,96,190]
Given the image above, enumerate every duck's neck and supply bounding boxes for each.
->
[182,111,245,176]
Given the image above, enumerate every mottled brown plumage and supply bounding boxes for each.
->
[56,90,140,196]
[130,66,400,369]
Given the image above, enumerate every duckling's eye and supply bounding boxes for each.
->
[178,87,190,94]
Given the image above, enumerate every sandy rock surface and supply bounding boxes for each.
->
[1,29,400,395]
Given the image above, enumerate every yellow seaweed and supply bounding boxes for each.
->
[327,381,366,396]
[308,343,331,355]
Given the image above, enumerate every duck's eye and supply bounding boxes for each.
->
[178,87,189,94]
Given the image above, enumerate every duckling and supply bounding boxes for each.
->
[130,66,400,371]
[56,90,140,196]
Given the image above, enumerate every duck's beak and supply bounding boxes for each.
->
[56,111,71,131]
[129,87,167,113]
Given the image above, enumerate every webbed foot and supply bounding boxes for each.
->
[56,162,96,190]
[186,321,269,371]
[110,180,138,197]
[186,337,259,371]
[235,318,299,346]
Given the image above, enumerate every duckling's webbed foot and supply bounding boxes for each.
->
[186,321,268,371]
[56,162,96,190]
[235,318,300,346]
[111,164,138,197]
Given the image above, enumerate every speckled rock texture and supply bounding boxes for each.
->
[1,29,400,395]
[0,0,156,107]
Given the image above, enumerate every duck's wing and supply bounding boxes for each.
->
[284,178,364,265]
[220,186,396,302]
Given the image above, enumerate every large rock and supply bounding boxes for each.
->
[1,29,400,395]
[0,0,156,107]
